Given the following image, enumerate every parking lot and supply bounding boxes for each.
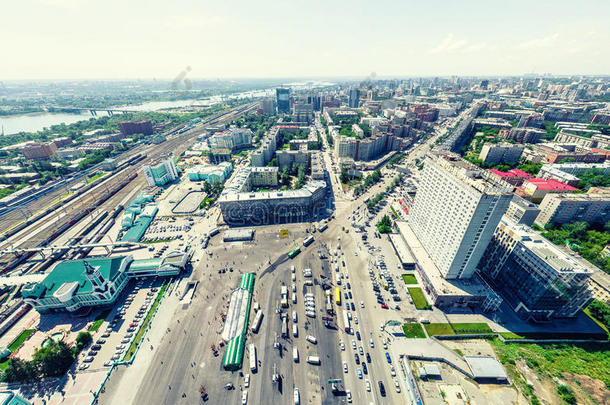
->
[141,217,193,243]
[79,278,163,371]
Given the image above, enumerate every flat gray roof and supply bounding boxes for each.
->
[464,356,507,380]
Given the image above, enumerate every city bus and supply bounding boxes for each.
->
[318,223,328,232]
[334,287,341,305]
[303,236,314,247]
[288,247,301,259]
[326,296,334,315]
[251,310,264,333]
[281,316,289,338]
[249,344,257,372]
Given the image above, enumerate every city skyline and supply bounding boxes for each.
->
[1,0,609,80]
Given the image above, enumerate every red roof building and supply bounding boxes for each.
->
[489,168,533,186]
[518,178,579,202]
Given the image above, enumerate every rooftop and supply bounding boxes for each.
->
[464,356,508,380]
[22,256,130,300]
[523,178,579,191]
[489,168,532,178]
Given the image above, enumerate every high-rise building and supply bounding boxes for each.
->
[276,88,290,114]
[349,89,360,108]
[261,98,275,115]
[478,219,593,320]
[408,152,513,279]
[535,190,610,226]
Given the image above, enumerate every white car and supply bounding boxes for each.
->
[365,379,371,392]
[394,380,401,393]
[343,361,348,373]
[360,301,365,308]
[339,341,345,351]
[346,390,352,403]
[244,373,250,388]
[352,340,356,350]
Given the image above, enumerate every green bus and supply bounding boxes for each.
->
[288,247,301,259]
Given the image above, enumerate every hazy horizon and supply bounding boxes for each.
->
[1,0,609,80]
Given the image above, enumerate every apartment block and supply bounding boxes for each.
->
[21,142,57,160]
[517,178,579,202]
[142,158,179,187]
[408,152,513,279]
[535,191,610,226]
[504,195,540,226]
[478,142,524,165]
[478,219,593,321]
[207,127,253,151]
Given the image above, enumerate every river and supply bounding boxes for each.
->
[0,81,333,136]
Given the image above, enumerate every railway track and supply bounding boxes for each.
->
[0,102,257,273]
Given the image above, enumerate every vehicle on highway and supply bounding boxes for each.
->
[339,341,345,351]
[362,362,368,374]
[378,381,386,396]
[365,380,371,392]
[366,352,371,363]
[360,301,364,308]
[394,380,401,393]
[369,338,374,348]
[343,361,348,373]
[356,331,361,341]
[385,352,392,363]
[352,340,356,350]
[359,346,364,355]
[357,367,363,379]
[390,366,396,376]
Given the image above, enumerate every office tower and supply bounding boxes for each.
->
[349,89,360,108]
[408,152,512,279]
[276,88,290,114]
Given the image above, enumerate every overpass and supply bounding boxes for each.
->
[44,106,139,116]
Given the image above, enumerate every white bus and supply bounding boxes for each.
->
[249,344,257,372]
[251,310,264,333]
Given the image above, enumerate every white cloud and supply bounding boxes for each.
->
[37,0,88,9]
[517,33,559,50]
[429,34,467,54]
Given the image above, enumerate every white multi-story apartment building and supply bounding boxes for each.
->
[409,152,513,279]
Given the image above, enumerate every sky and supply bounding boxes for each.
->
[1,0,609,80]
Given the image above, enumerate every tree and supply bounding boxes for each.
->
[1,358,37,383]
[377,215,392,234]
[75,331,92,351]
[340,168,350,184]
[32,340,76,378]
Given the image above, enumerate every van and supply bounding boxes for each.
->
[293,324,298,337]
[305,311,316,318]
[292,310,298,323]
[306,335,317,344]
[306,356,321,365]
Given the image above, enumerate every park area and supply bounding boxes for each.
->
[402,323,426,338]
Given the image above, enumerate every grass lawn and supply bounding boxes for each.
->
[584,307,609,336]
[87,172,106,184]
[491,339,610,391]
[123,282,169,362]
[407,287,430,310]
[88,310,111,332]
[402,274,418,285]
[424,323,455,336]
[390,206,399,219]
[0,329,36,371]
[451,323,493,334]
[403,323,426,338]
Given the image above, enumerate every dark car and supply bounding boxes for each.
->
[348,291,353,299]
[356,331,361,340]
[354,354,360,364]
[378,381,386,396]
[347,282,351,289]
[350,302,355,311]
[362,363,368,374]
[366,352,371,363]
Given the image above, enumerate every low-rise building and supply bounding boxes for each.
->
[186,162,233,183]
[517,178,579,202]
[478,219,593,321]
[22,252,191,313]
[118,120,153,135]
[488,168,533,186]
[219,167,326,225]
[21,142,57,160]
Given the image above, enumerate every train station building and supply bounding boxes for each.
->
[22,250,192,313]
